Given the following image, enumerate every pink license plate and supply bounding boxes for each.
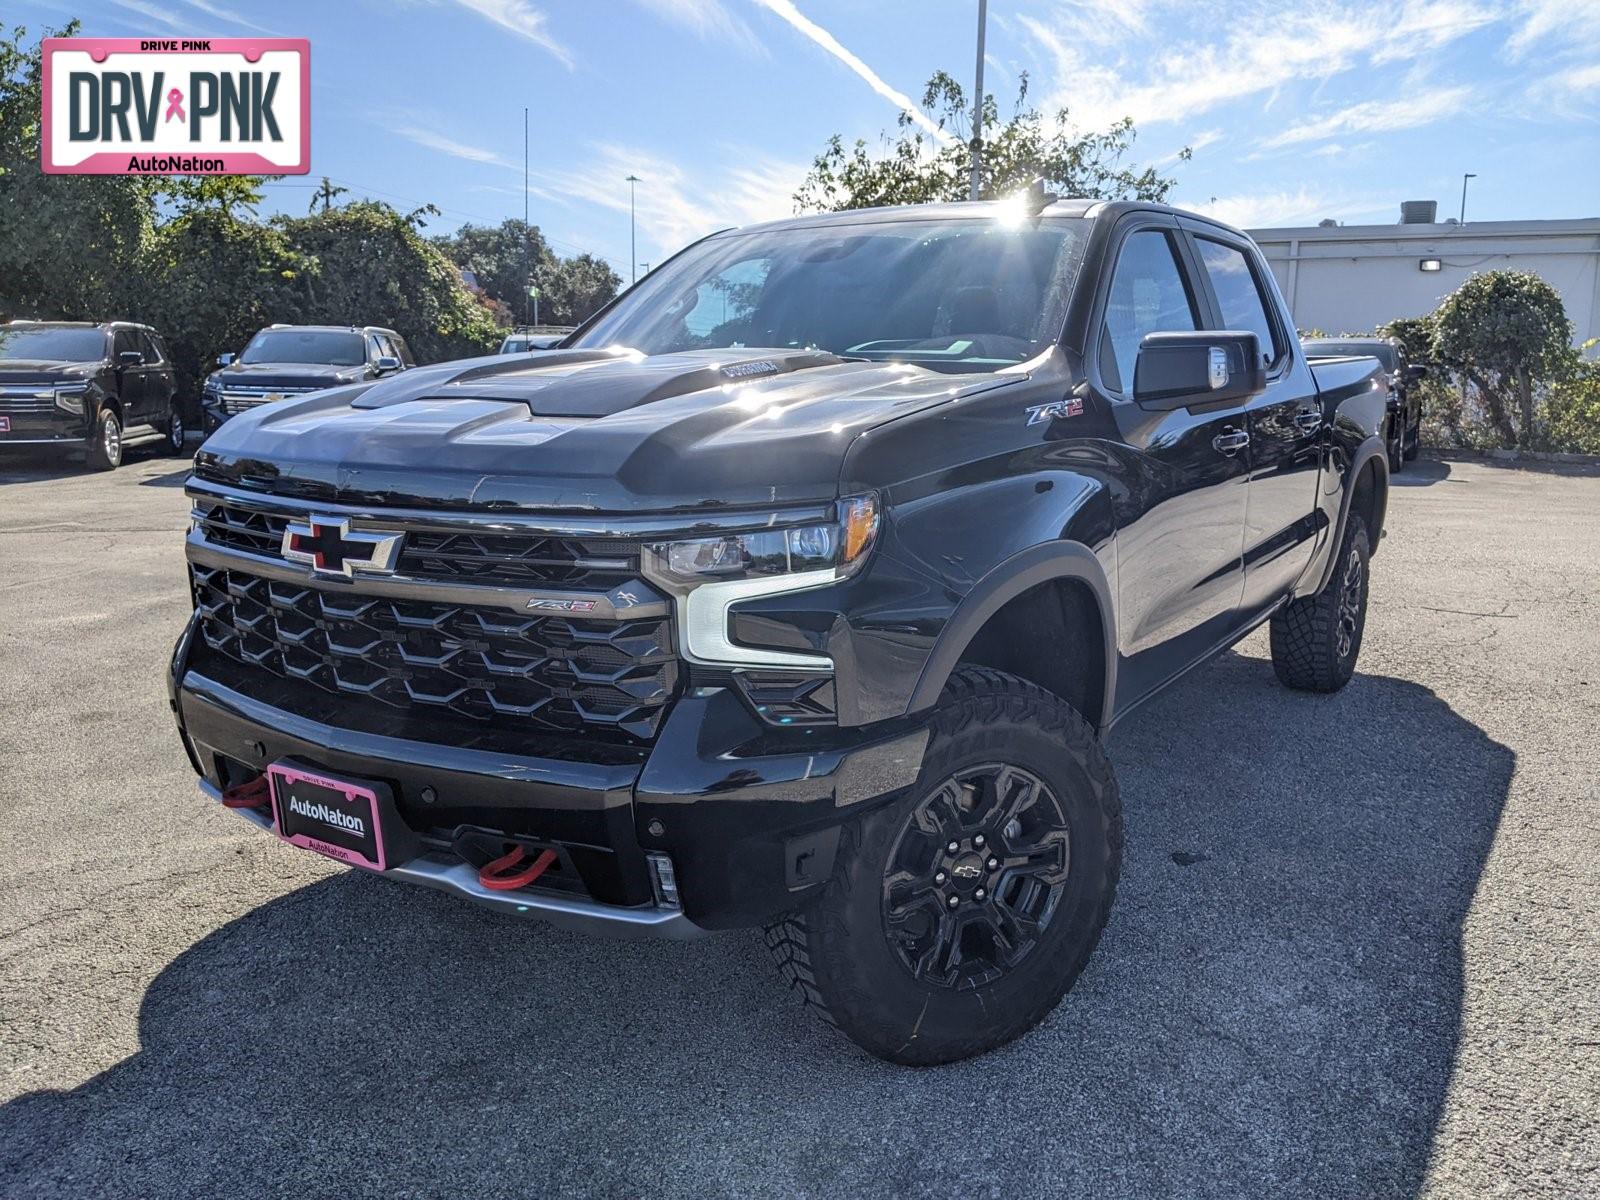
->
[268,762,388,871]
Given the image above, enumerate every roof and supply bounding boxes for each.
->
[725,197,1251,241]
[259,324,402,336]
[4,319,156,332]
[1248,217,1600,243]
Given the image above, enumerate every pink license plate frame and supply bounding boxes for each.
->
[267,761,387,872]
[0,416,10,433]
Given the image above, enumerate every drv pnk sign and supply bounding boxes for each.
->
[41,38,309,175]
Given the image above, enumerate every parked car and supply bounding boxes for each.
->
[0,320,184,470]
[201,325,413,430]
[171,197,1391,1065]
[498,326,574,353]
[1303,336,1425,472]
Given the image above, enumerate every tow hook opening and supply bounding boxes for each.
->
[477,845,559,891]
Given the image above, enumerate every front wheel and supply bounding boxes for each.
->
[1269,513,1370,692]
[86,408,123,471]
[1387,418,1405,473]
[1403,417,1421,461]
[765,667,1122,1065]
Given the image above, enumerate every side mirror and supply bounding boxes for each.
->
[374,355,402,374]
[1405,363,1428,382]
[118,350,144,367]
[1133,331,1266,410]
[216,352,235,367]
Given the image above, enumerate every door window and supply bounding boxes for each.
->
[137,331,164,363]
[112,329,140,361]
[1194,237,1282,368]
[1099,230,1199,394]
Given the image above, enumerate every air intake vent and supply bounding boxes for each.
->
[1400,200,1438,225]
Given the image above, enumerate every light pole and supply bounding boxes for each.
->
[1459,172,1476,225]
[625,174,641,286]
[969,0,987,201]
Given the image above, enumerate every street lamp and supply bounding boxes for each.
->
[1459,173,1476,225]
[969,0,987,201]
[626,174,641,286]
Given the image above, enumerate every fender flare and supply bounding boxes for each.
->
[906,541,1117,732]
[1308,434,1389,595]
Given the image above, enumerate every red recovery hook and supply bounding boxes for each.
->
[221,774,271,810]
[478,845,559,891]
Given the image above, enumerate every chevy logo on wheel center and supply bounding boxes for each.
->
[41,37,309,175]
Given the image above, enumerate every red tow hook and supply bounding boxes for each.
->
[221,775,272,810]
[478,845,559,891]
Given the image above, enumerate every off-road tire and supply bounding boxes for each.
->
[764,667,1122,1065]
[86,407,123,471]
[1269,513,1370,692]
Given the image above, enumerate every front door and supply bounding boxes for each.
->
[1089,220,1253,708]
[1183,225,1324,611]
[111,328,149,425]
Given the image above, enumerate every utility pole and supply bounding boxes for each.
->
[968,0,987,201]
[1459,172,1476,225]
[310,177,346,213]
[524,106,531,326]
[626,174,640,286]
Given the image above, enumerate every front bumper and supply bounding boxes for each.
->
[0,408,91,445]
[173,622,929,936]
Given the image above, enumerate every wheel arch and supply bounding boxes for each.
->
[1308,436,1389,596]
[907,541,1117,733]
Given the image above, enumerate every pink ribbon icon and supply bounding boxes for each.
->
[164,88,185,123]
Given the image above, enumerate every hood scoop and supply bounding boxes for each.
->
[351,347,843,419]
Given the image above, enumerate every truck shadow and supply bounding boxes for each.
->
[0,652,1512,1199]
[1391,458,1451,487]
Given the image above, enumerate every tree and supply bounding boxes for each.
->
[0,19,157,319]
[541,253,622,326]
[1433,271,1574,448]
[432,219,558,322]
[280,201,501,362]
[795,71,1184,212]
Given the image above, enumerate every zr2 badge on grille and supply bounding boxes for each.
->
[281,516,403,579]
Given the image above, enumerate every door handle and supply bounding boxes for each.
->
[1293,408,1324,434]
[1212,428,1250,456]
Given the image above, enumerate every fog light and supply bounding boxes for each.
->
[647,852,681,908]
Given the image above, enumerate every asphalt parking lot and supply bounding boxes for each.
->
[0,446,1596,1199]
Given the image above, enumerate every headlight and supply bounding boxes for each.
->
[202,379,222,398]
[53,384,88,414]
[644,495,879,669]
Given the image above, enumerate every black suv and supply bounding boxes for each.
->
[173,198,1392,1064]
[1303,336,1426,472]
[0,320,184,470]
[201,325,413,430]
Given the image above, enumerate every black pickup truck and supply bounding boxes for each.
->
[171,197,1389,1064]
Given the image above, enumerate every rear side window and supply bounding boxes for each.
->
[1099,229,1199,394]
[1195,238,1282,368]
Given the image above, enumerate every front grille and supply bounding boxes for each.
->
[216,386,318,416]
[191,564,679,741]
[191,496,642,591]
[0,388,58,414]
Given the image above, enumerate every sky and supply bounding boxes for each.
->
[12,0,1600,279]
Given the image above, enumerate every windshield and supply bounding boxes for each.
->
[1307,341,1396,369]
[0,327,106,362]
[572,217,1086,371]
[240,330,366,366]
[501,338,531,353]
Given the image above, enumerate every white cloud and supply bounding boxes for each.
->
[1508,0,1600,58]
[389,124,519,170]
[1017,1,1494,131]
[632,0,766,55]
[1259,86,1472,148]
[444,0,572,68]
[750,0,952,144]
[538,145,809,257]
[109,0,185,33]
[1191,188,1390,230]
[180,0,277,35]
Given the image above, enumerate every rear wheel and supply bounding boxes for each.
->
[86,408,123,471]
[162,402,187,455]
[1270,513,1370,692]
[765,667,1122,1065]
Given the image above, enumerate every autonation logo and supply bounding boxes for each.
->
[287,795,365,838]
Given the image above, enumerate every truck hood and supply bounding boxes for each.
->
[194,347,1020,513]
[208,361,368,390]
[0,361,101,385]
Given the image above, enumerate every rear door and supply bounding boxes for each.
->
[111,328,149,424]
[138,331,175,418]
[1181,222,1324,612]
[1089,216,1253,706]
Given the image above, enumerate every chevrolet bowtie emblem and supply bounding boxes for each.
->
[281,516,402,579]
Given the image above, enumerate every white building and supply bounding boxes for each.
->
[1247,214,1600,346]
